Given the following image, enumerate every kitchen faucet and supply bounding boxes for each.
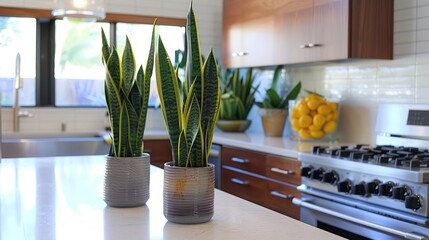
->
[12,53,32,132]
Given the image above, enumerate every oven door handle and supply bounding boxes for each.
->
[292,198,429,240]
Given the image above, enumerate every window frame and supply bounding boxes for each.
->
[0,7,186,107]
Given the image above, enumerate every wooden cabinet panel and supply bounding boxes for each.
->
[221,167,267,205]
[223,0,393,68]
[144,140,172,168]
[266,181,301,220]
[266,156,301,186]
[221,146,266,175]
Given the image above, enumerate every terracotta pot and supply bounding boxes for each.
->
[259,108,288,137]
[103,153,150,207]
[216,119,251,132]
[163,162,214,224]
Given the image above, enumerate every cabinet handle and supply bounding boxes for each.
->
[231,157,249,164]
[299,44,309,48]
[231,178,249,185]
[270,191,293,199]
[308,43,321,48]
[270,167,294,175]
[231,52,248,57]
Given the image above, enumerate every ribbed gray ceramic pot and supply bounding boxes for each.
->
[103,153,150,208]
[163,162,215,224]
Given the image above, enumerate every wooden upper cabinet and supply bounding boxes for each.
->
[222,0,393,68]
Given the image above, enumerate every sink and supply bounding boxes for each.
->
[1,132,111,158]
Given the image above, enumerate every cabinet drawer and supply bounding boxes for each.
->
[266,156,301,185]
[265,181,300,220]
[221,167,266,205]
[222,146,266,175]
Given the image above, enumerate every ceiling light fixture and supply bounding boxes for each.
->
[52,0,106,21]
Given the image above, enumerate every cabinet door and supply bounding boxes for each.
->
[221,146,266,175]
[265,156,301,185]
[144,140,172,168]
[275,0,313,64]
[311,0,348,61]
[266,181,301,220]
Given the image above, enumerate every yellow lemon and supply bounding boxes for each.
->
[317,104,332,115]
[299,129,312,139]
[298,115,312,128]
[327,102,337,111]
[325,113,333,121]
[310,110,318,117]
[291,118,300,131]
[313,114,326,127]
[308,124,322,131]
[306,94,325,103]
[298,103,310,116]
[310,130,324,139]
[307,100,321,110]
[323,120,337,133]
[291,108,300,119]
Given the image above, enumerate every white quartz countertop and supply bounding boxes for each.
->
[0,156,344,240]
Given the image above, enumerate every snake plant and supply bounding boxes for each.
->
[156,4,221,167]
[255,65,301,109]
[101,25,155,157]
[219,68,259,120]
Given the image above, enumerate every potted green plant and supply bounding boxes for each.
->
[256,65,301,137]
[155,3,220,224]
[101,24,155,207]
[216,67,259,132]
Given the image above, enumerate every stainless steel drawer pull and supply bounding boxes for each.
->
[231,178,248,185]
[271,167,294,175]
[231,157,249,164]
[270,191,293,199]
[299,44,309,48]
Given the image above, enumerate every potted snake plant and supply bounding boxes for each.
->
[156,3,220,224]
[101,24,155,207]
[217,67,259,132]
[256,65,301,137]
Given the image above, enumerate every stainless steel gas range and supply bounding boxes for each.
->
[293,104,429,240]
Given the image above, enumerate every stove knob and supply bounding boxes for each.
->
[392,186,408,201]
[405,195,422,210]
[378,182,394,197]
[365,180,381,195]
[311,168,324,181]
[337,180,352,193]
[321,171,339,184]
[352,182,366,196]
[300,166,313,178]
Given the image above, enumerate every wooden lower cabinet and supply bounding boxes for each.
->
[144,139,172,168]
[221,146,301,220]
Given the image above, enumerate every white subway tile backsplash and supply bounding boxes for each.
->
[417,4,429,17]
[395,7,417,22]
[395,31,417,43]
[395,19,417,32]
[417,17,429,29]
[416,76,429,86]
[394,42,417,55]
[395,0,417,10]
[417,40,429,53]
[377,65,416,77]
[417,63,429,75]
[418,0,429,6]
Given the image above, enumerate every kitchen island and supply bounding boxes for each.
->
[0,156,344,240]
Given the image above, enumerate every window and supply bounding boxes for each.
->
[54,20,110,106]
[116,23,185,106]
[0,8,186,107]
[0,17,36,106]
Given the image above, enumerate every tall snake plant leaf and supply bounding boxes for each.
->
[185,3,203,106]
[185,95,201,166]
[104,48,121,156]
[122,37,135,95]
[118,102,130,157]
[201,50,220,161]
[156,37,182,165]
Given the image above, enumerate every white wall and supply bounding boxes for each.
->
[2,0,429,146]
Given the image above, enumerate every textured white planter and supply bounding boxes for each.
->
[103,153,150,207]
[163,162,215,224]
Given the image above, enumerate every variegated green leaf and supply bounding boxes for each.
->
[101,28,111,64]
[122,37,135,96]
[177,130,188,167]
[185,95,200,163]
[185,3,202,105]
[156,36,182,163]
[118,102,130,157]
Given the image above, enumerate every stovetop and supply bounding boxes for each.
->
[299,145,429,183]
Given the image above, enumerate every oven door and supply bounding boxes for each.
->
[293,187,429,240]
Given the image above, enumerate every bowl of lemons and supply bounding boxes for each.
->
[289,93,339,141]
